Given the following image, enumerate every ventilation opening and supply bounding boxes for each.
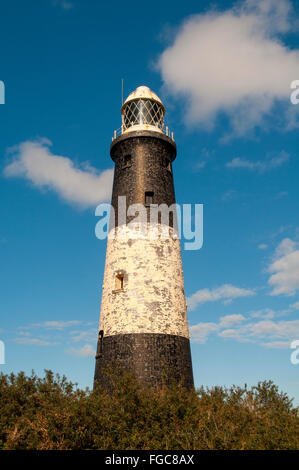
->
[123,154,132,168]
[115,273,124,290]
[145,191,154,205]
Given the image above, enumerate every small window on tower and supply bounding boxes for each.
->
[165,159,172,172]
[123,154,132,168]
[145,191,154,206]
[115,273,124,290]
[99,330,104,354]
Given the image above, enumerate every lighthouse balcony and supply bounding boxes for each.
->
[112,123,174,141]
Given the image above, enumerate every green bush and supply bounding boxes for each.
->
[0,369,298,450]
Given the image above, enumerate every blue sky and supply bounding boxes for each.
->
[1,0,299,403]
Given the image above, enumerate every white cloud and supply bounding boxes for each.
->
[273,237,297,258]
[190,315,246,343]
[268,238,299,295]
[189,322,218,343]
[290,300,299,310]
[191,316,299,345]
[19,320,81,331]
[69,328,98,343]
[219,314,246,328]
[66,344,95,357]
[187,284,255,311]
[38,320,81,330]
[15,321,98,352]
[226,151,289,171]
[218,328,250,341]
[14,337,53,346]
[3,139,113,208]
[248,319,299,338]
[249,308,275,319]
[258,244,268,250]
[158,0,299,136]
[261,341,292,349]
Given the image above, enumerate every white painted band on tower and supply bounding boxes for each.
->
[99,224,189,338]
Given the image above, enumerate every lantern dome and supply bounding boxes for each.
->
[121,86,165,134]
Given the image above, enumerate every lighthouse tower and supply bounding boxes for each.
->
[94,86,194,389]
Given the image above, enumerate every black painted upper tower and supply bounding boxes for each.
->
[94,86,194,389]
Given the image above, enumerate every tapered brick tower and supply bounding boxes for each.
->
[94,86,193,389]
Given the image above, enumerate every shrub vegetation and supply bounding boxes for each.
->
[0,368,298,450]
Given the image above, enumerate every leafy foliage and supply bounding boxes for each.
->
[0,369,298,450]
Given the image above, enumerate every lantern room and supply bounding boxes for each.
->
[121,86,165,134]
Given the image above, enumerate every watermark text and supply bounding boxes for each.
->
[95,197,203,251]
[0,81,5,104]
[290,340,299,365]
[290,80,299,105]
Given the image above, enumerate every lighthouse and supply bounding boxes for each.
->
[94,86,194,389]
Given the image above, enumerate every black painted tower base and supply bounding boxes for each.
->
[94,333,194,390]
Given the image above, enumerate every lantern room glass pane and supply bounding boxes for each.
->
[123,99,164,130]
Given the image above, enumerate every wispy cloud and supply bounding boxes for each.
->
[191,313,299,347]
[219,314,246,328]
[267,238,299,295]
[3,139,113,208]
[189,322,219,344]
[218,328,249,341]
[249,308,276,319]
[52,0,73,10]
[258,244,268,250]
[187,284,255,311]
[222,189,238,202]
[66,344,95,357]
[69,328,98,343]
[249,301,299,319]
[262,341,291,349]
[14,337,55,346]
[14,321,98,352]
[193,148,214,171]
[276,191,288,199]
[226,151,290,172]
[249,319,299,340]
[190,314,247,343]
[19,320,81,331]
[158,0,299,136]
[290,300,299,310]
